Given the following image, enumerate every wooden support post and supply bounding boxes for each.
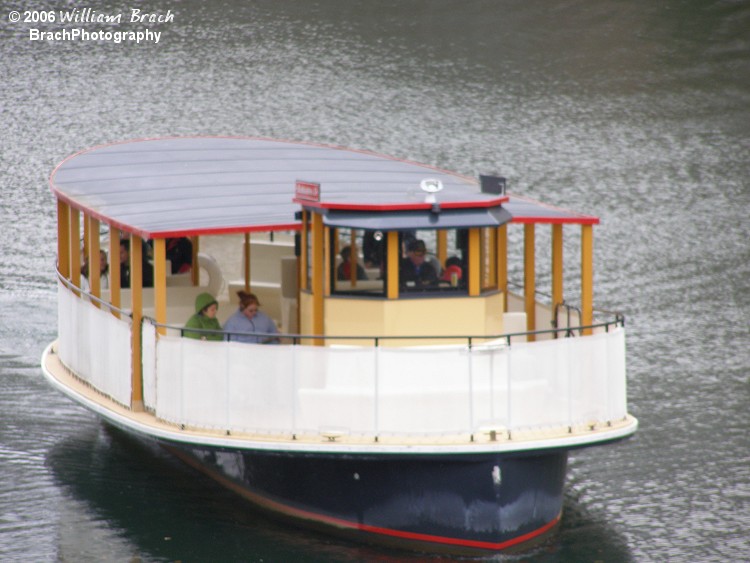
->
[300,211,308,291]
[486,228,497,288]
[524,224,536,341]
[349,229,357,286]
[154,238,167,336]
[57,200,70,279]
[88,216,101,304]
[109,227,121,316]
[552,223,564,312]
[387,231,399,299]
[311,213,324,345]
[324,226,331,297]
[468,228,480,296]
[581,224,594,336]
[69,208,81,294]
[130,234,144,411]
[437,230,448,269]
[82,213,89,260]
[497,225,507,310]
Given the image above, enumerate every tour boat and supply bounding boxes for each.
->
[41,136,637,554]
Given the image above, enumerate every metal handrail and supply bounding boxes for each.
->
[58,266,625,346]
[508,278,622,323]
[143,315,625,348]
[56,270,133,319]
[553,300,584,337]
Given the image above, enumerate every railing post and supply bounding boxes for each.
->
[224,342,231,431]
[374,342,380,440]
[567,336,574,432]
[524,224,536,340]
[489,344,495,422]
[468,341,474,439]
[506,341,512,438]
[291,342,298,439]
[581,224,594,336]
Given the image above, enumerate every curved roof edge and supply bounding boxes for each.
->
[50,136,599,239]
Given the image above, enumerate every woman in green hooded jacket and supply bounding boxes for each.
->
[183,292,223,340]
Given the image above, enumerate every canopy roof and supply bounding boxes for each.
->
[50,137,598,239]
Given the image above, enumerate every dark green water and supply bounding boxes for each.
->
[1,1,748,560]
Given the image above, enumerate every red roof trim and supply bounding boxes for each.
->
[149,223,302,240]
[510,215,600,225]
[506,193,600,225]
[294,196,508,212]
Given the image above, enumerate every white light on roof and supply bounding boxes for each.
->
[420,178,443,206]
[420,178,444,193]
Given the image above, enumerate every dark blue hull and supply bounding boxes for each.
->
[166,444,567,554]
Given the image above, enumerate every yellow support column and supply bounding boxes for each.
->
[387,231,399,299]
[437,230,448,268]
[69,208,81,293]
[311,213,324,345]
[88,216,101,304]
[524,224,536,341]
[130,235,144,411]
[82,213,89,259]
[486,228,497,288]
[496,225,508,310]
[581,224,594,336]
[324,226,332,296]
[468,228,481,296]
[349,229,357,287]
[552,223,564,310]
[109,227,121,316]
[154,238,167,336]
[300,211,308,291]
[57,200,70,279]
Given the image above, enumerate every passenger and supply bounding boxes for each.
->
[119,239,153,288]
[119,240,130,288]
[400,230,417,257]
[336,245,367,281]
[166,237,193,274]
[183,292,223,341]
[400,239,438,288]
[224,291,279,344]
[440,256,463,286]
[363,231,384,268]
[81,250,110,291]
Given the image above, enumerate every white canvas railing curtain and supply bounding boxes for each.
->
[296,345,377,434]
[376,346,472,434]
[57,282,132,407]
[142,320,157,411]
[150,326,627,437]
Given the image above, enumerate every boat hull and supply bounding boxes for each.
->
[165,442,567,554]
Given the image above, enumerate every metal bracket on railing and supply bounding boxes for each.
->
[478,424,508,442]
[319,427,348,442]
